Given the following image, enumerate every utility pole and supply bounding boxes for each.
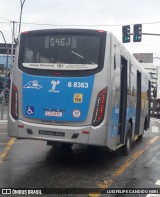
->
[11,21,16,68]
[19,0,26,33]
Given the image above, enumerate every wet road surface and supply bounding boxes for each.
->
[0,118,160,196]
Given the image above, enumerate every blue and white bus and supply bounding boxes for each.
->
[8,29,151,154]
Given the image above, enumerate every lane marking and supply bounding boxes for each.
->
[89,194,101,197]
[89,136,160,197]
[113,149,145,177]
[146,180,160,196]
[155,180,160,186]
[151,126,159,133]
[147,136,159,145]
[0,138,16,163]
[98,180,113,188]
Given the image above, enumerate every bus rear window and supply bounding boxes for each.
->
[22,35,101,71]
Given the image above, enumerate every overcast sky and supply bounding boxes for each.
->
[1,0,160,63]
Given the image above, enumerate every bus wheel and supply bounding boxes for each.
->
[138,132,144,140]
[47,141,58,146]
[138,119,146,140]
[123,123,132,155]
[47,141,73,149]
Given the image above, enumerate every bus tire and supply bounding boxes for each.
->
[47,141,73,149]
[138,118,147,141]
[138,133,143,141]
[47,141,58,146]
[123,123,132,155]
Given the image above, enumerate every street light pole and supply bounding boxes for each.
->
[19,0,26,33]
[11,21,16,68]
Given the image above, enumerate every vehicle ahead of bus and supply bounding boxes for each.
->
[8,29,151,154]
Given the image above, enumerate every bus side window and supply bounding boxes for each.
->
[128,62,137,97]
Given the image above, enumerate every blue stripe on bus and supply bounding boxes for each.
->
[109,107,136,137]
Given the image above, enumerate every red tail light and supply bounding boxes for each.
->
[11,84,19,120]
[92,87,107,126]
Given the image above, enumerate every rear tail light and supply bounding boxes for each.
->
[92,87,107,126]
[11,84,19,120]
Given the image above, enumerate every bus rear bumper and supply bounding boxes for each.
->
[8,118,107,146]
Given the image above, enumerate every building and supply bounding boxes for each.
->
[0,43,15,75]
[141,63,158,98]
[157,68,160,98]
[133,53,159,99]
[133,53,160,117]
[0,54,12,68]
[0,43,15,55]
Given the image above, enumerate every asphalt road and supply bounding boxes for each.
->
[0,118,160,196]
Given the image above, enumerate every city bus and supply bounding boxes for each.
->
[8,29,151,154]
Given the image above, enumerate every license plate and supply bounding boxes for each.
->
[39,130,65,137]
[45,110,62,117]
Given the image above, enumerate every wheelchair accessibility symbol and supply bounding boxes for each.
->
[26,106,34,115]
